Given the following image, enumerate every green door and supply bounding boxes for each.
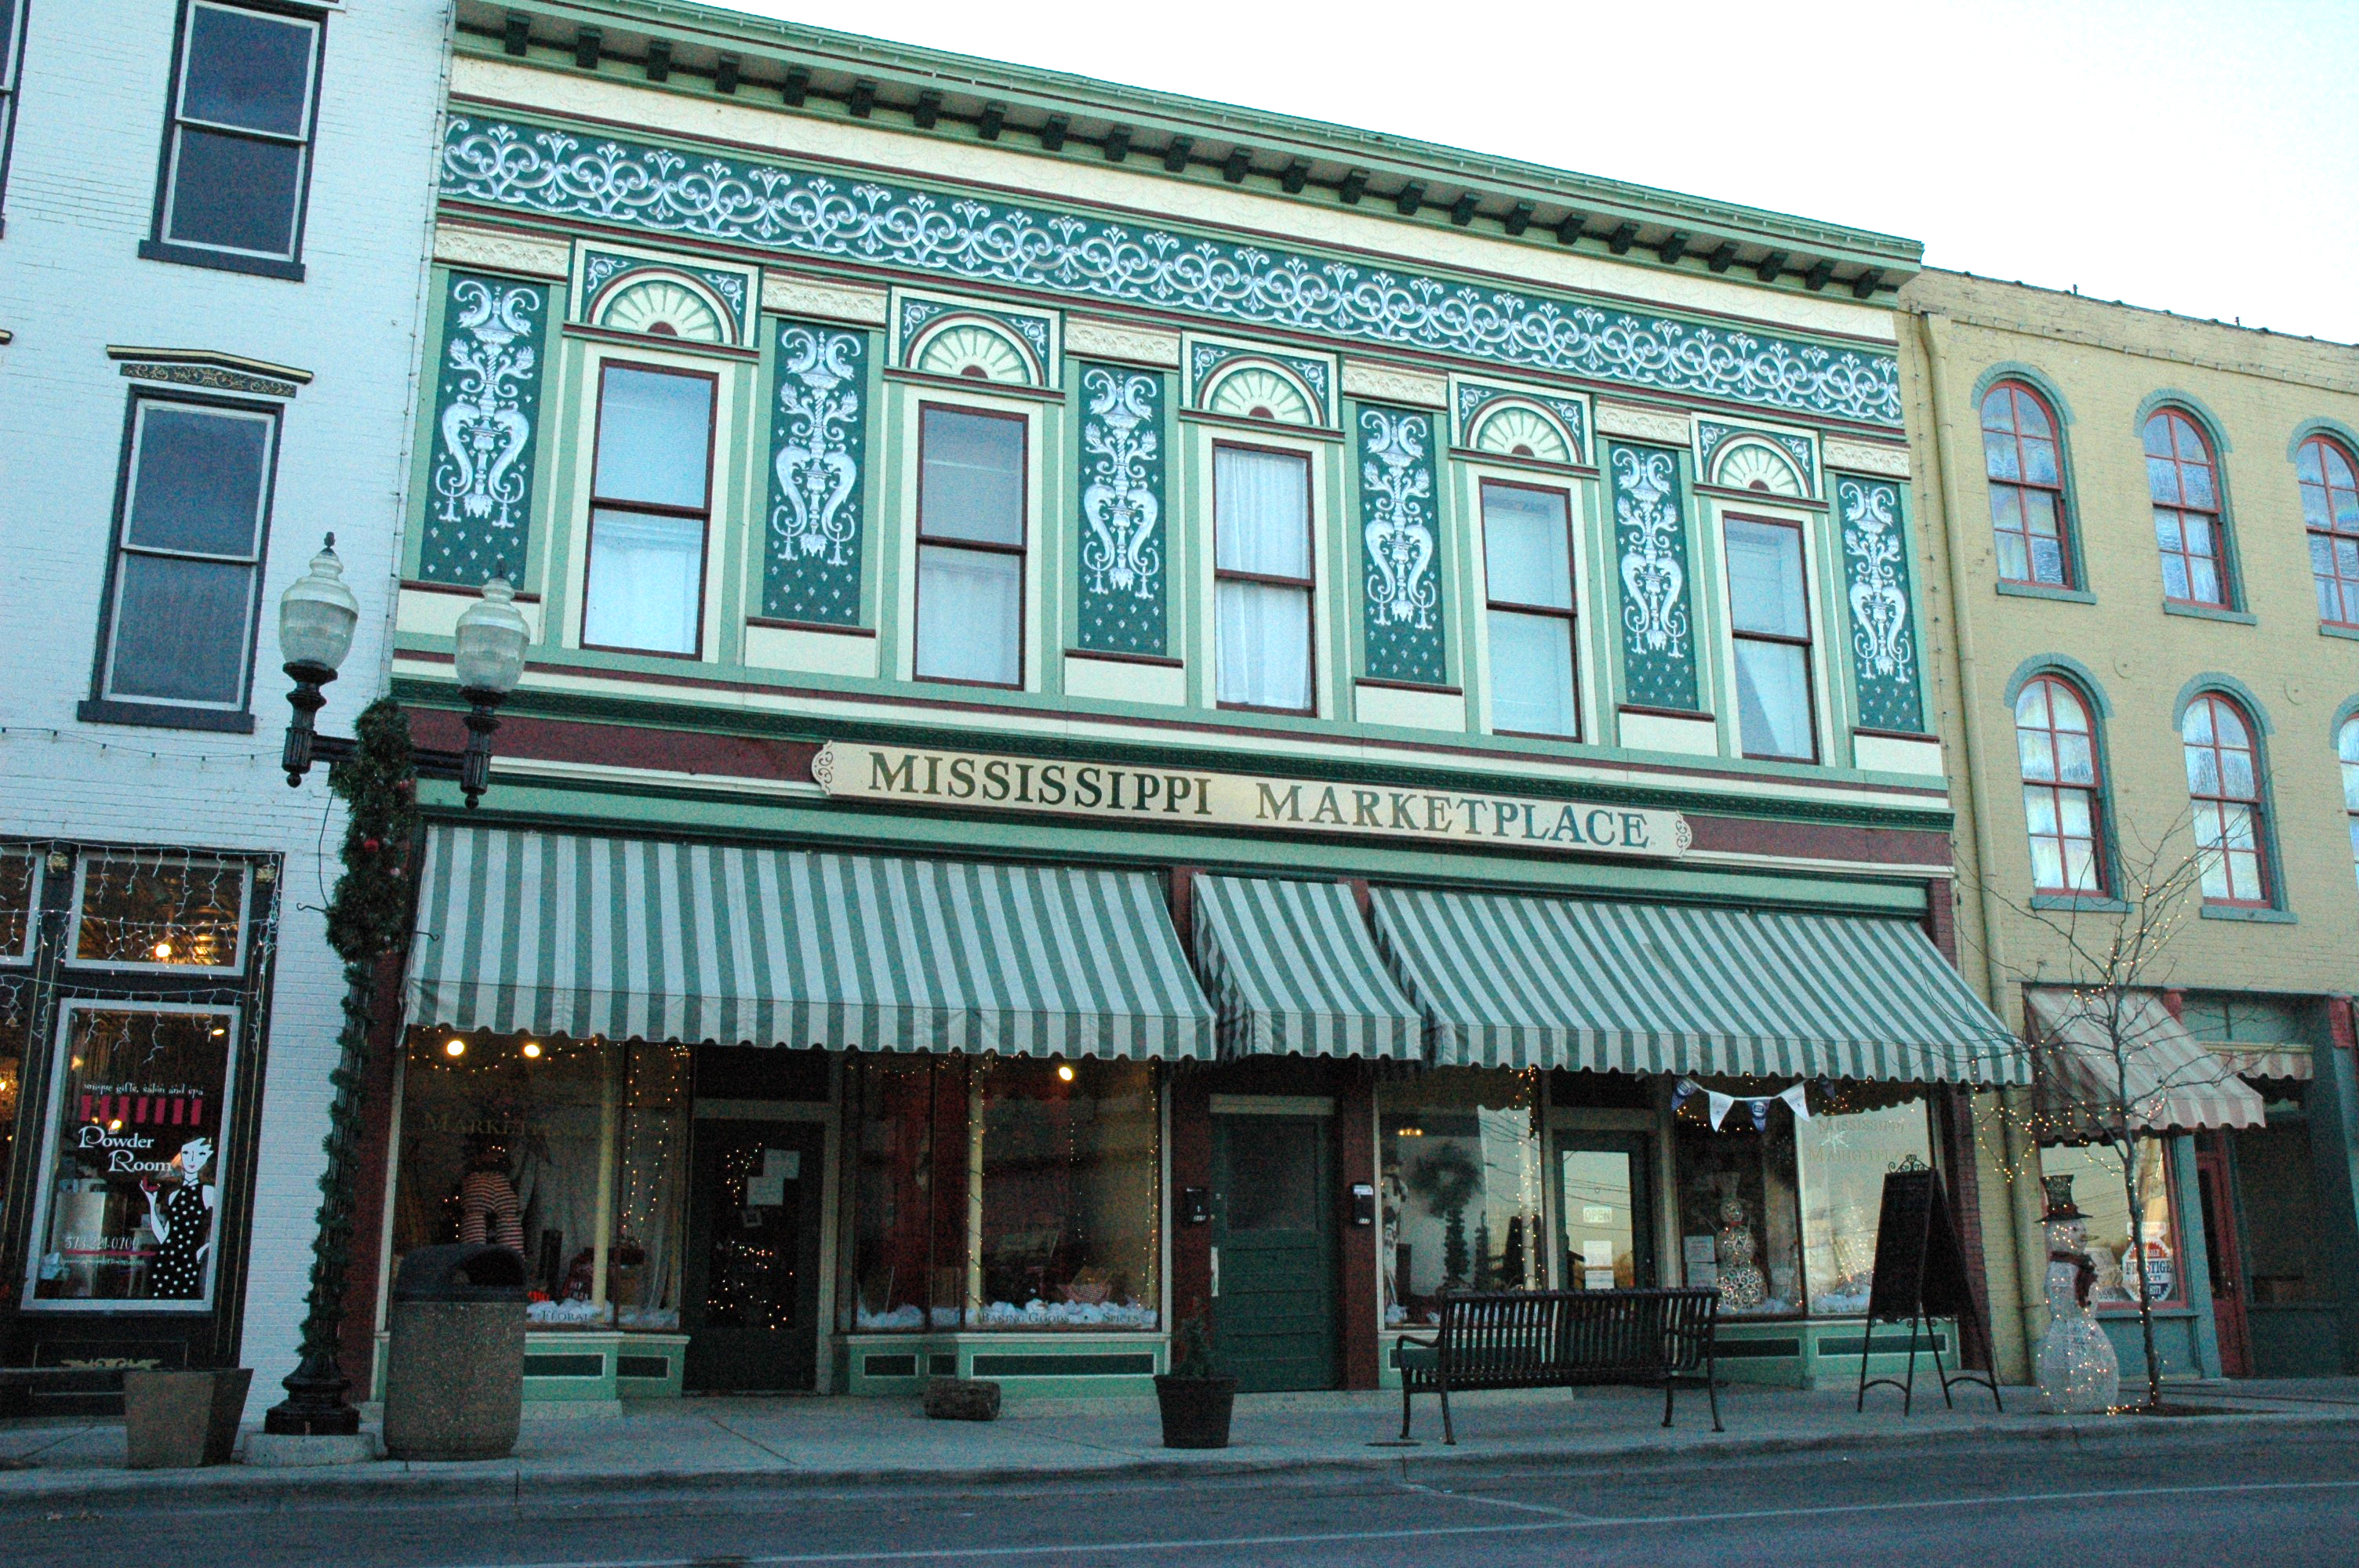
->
[1212,1112,1336,1392]
[682,1120,826,1392]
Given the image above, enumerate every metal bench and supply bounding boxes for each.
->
[1396,1287,1722,1443]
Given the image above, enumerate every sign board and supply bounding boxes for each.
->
[812,742,1692,859]
[1863,1167,1979,1325]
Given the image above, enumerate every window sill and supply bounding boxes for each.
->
[2320,622,2359,643]
[76,698,256,734]
[136,238,305,283]
[2199,905,2295,924]
[2161,600,2256,626]
[2030,894,2129,913]
[1994,580,2095,605]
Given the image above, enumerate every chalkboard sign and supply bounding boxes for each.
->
[1856,1167,2000,1414]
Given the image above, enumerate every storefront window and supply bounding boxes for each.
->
[1379,1070,1542,1326]
[849,1055,1161,1331]
[1,846,35,960]
[391,1032,689,1330]
[26,1003,236,1306]
[1675,1088,1802,1317]
[2041,1139,2183,1307]
[1794,1092,1932,1315]
[71,852,247,971]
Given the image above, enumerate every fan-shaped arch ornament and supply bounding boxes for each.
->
[596,276,728,343]
[1713,440,1806,496]
[1470,403,1573,463]
[1204,363,1315,426]
[912,321,1037,385]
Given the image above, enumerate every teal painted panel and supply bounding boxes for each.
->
[441,118,1903,428]
[968,1352,1158,1377]
[616,1354,674,1379]
[1835,476,1925,732]
[1076,364,1167,655]
[1358,406,1445,685]
[420,270,548,586]
[762,320,870,624]
[1608,443,1699,711]
[862,1352,919,1377]
[582,249,751,342]
[522,1353,605,1377]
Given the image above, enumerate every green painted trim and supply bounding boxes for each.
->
[2031,894,2128,913]
[1999,655,2112,718]
[2200,906,2296,924]
[1967,365,2091,597]
[2138,393,2247,612]
[2135,389,2235,454]
[457,4,1922,277]
[2320,623,2359,644]
[2290,417,2359,466]
[1994,581,2095,605]
[412,782,1933,916]
[2332,692,2359,734]
[1970,362,2077,427]
[2162,601,2257,626]
[2172,673,2274,735]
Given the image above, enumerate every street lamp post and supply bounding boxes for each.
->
[264,557,528,1439]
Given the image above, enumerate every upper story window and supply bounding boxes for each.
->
[914,405,1026,688]
[2145,410,2228,608]
[0,0,27,228]
[2015,676,2105,895]
[143,1,323,277]
[1481,480,1577,739]
[1723,516,1815,761]
[2339,715,2359,895]
[2298,434,2359,629]
[581,365,714,656]
[1212,444,1314,713]
[1979,382,2070,587]
[2181,694,2270,908]
[89,394,279,722]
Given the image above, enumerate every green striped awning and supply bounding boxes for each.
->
[1370,890,2026,1085]
[406,826,1213,1060]
[1190,877,1423,1060]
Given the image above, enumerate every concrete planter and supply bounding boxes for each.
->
[122,1368,252,1470]
[1153,1374,1236,1449]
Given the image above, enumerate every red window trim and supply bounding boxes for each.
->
[2299,434,2359,630]
[2016,675,2107,898]
[2146,409,2230,611]
[1211,439,1317,717]
[2182,692,2272,909]
[913,401,1030,692]
[579,358,718,660]
[1980,381,2074,589]
[1479,477,1579,742]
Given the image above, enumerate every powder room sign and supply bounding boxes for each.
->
[812,742,1692,858]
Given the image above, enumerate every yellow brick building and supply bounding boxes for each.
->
[1902,268,2359,1381]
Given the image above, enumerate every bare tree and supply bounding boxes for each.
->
[1958,809,2259,1411]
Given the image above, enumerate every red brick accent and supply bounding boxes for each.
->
[1937,1087,1994,1371]
[1921,878,1957,964]
[406,709,820,784]
[1169,1069,1212,1339]
[2328,996,2357,1052]
[1335,1065,1378,1390]
[335,951,409,1394]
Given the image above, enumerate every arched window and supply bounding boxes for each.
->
[2299,434,2359,627]
[2181,695,2269,907]
[2015,677,2104,895]
[2146,410,2227,607]
[2339,716,2359,894]
[1980,383,2070,586]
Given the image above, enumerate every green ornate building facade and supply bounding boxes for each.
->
[350,0,2029,1404]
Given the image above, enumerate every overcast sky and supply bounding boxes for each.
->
[711,0,2358,344]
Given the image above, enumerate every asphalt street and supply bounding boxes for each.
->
[5,1426,2355,1568]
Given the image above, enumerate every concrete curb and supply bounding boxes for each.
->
[2,1404,2352,1512]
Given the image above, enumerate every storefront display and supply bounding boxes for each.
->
[1378,1071,1542,1323]
[71,852,248,971]
[26,1003,235,1305]
[2039,1138,2182,1307]
[391,1030,689,1329]
[849,1055,1161,1331]
[1675,1091,1801,1317]
[1794,1092,1933,1314]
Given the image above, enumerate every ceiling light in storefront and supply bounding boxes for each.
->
[522,1040,542,1059]
[444,1038,467,1058]
[1056,1062,1074,1082]
[153,942,173,959]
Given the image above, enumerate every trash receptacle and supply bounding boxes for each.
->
[382,1243,526,1461]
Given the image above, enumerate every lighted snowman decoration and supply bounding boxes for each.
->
[2034,1174,2119,1414]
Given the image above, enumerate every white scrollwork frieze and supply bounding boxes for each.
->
[1840,479,1914,681]
[1361,409,1438,631]
[432,278,540,534]
[771,326,863,567]
[441,118,1904,428]
[1614,447,1690,659]
[1079,368,1162,603]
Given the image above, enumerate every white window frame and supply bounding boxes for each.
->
[1707,499,1832,765]
[1190,421,1331,717]
[150,0,325,267]
[1467,463,1596,741]
[20,997,242,1313]
[893,383,1042,691]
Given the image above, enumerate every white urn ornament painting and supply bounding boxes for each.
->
[2034,1174,2120,1414]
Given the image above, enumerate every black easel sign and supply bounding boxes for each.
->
[1856,1167,2002,1414]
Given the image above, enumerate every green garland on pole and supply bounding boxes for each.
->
[265,699,420,1436]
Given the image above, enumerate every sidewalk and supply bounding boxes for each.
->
[4,1380,2355,1508]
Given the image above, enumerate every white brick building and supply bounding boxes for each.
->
[0,0,448,1415]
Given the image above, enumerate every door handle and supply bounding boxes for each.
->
[1209,1246,1220,1298]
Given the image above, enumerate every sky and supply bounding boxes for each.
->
[707,0,2359,343]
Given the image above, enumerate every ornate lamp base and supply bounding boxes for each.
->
[262,1352,361,1437]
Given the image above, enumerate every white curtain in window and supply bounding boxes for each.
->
[1214,448,1310,577]
[916,545,1022,685]
[1487,609,1575,736]
[1724,518,1808,637]
[1216,581,1310,710]
[583,511,703,653]
[1733,639,1812,759]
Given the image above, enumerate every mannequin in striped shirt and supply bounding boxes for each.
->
[457,1137,525,1254]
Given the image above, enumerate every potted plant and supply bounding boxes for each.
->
[1154,1316,1237,1449]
